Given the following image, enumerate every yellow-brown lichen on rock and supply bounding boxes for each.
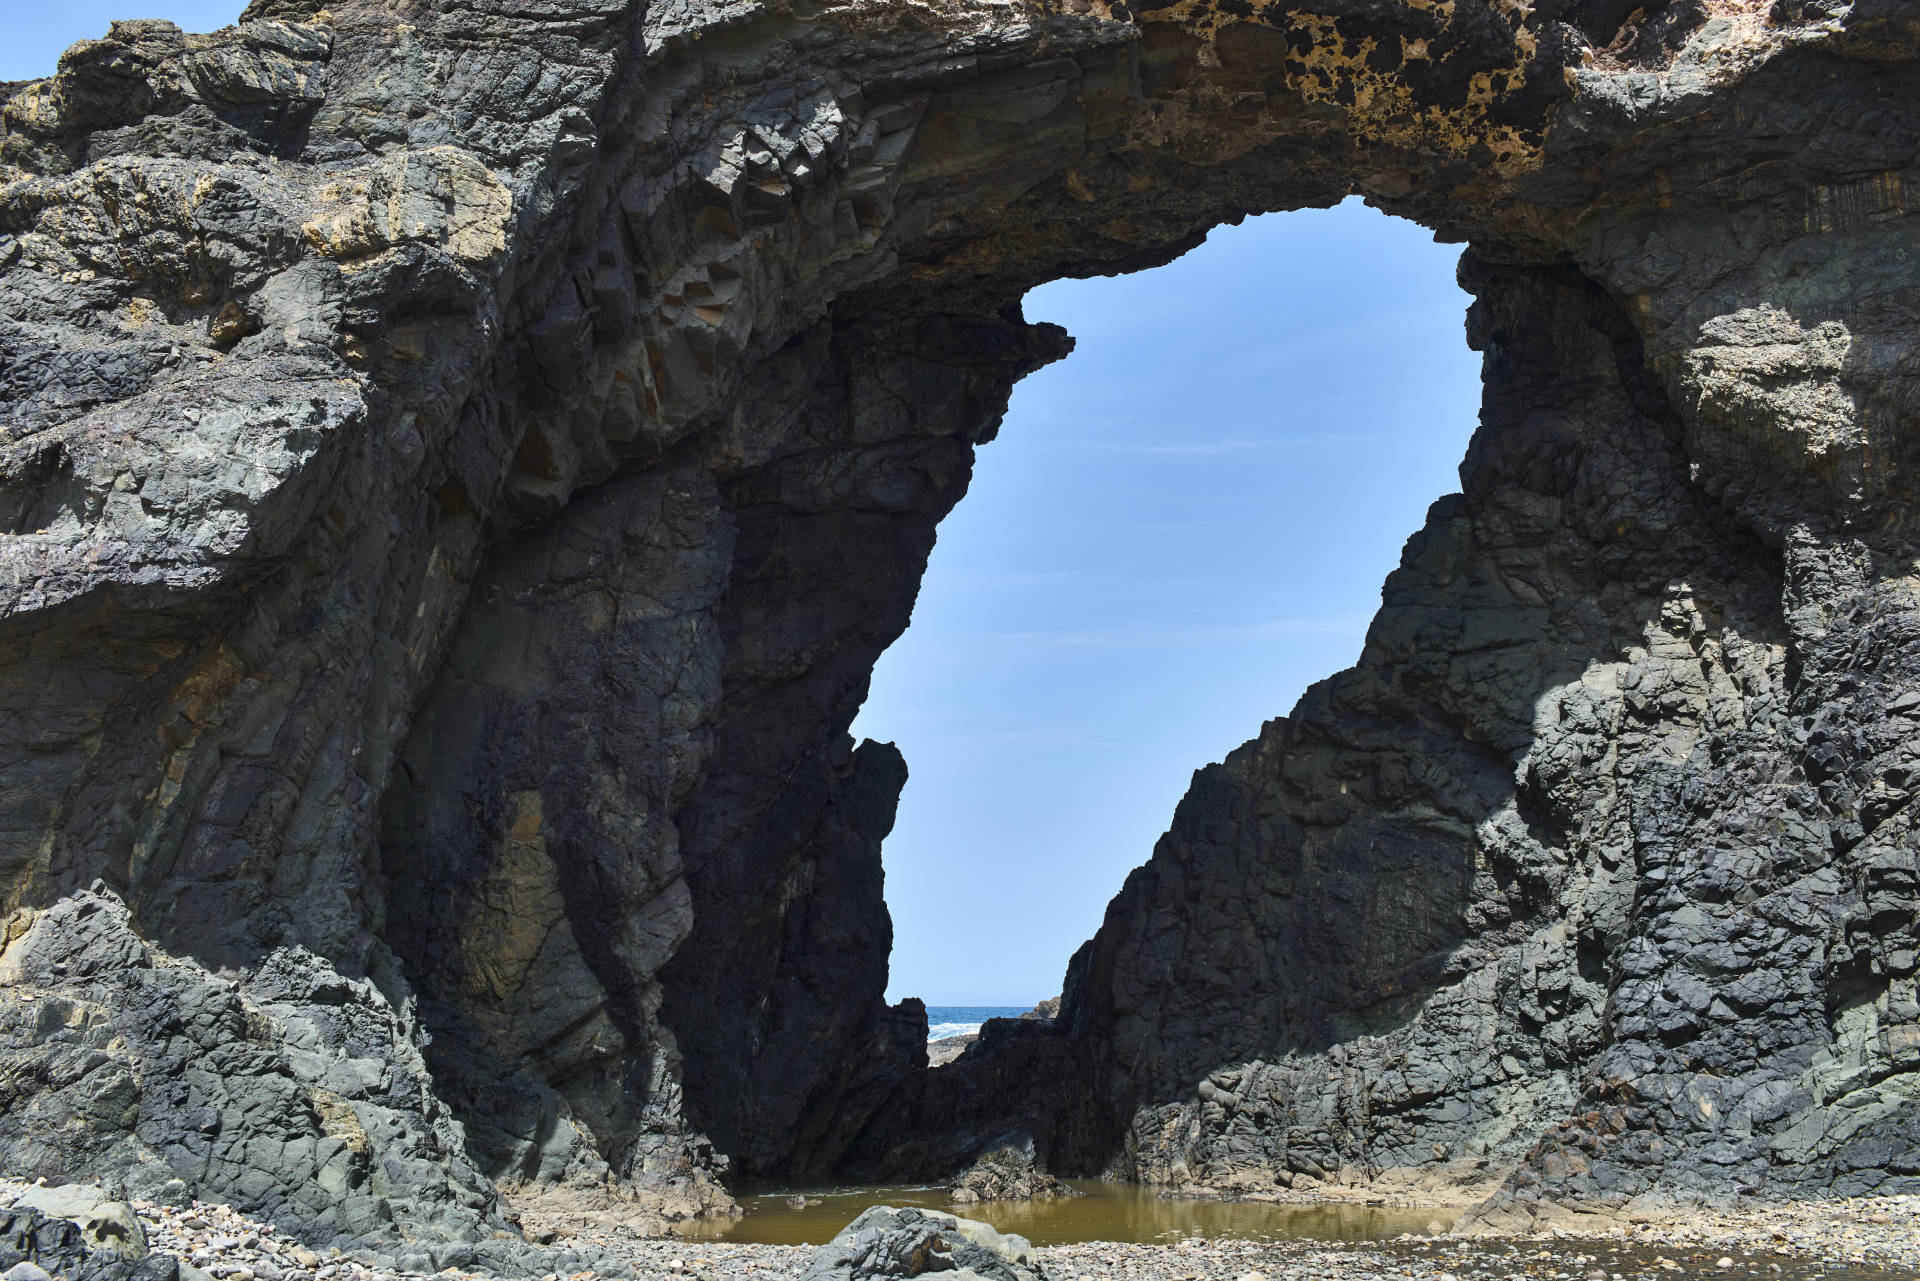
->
[1138,0,1551,177]
[301,146,512,266]
[457,790,570,1012]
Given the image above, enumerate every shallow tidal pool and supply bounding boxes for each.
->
[672,1181,1456,1246]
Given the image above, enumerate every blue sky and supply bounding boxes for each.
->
[11,11,1483,1009]
[6,5,247,80]
[861,207,1479,1003]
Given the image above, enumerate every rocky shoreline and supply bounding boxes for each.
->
[7,1179,1914,1281]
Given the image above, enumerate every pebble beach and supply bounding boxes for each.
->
[6,1179,1915,1281]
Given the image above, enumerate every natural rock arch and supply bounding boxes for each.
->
[0,0,1915,1249]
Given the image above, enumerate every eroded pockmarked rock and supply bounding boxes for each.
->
[0,0,1916,1245]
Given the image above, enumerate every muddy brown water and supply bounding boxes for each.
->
[673,1180,1454,1246]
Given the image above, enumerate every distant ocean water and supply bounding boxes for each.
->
[925,1006,1030,1043]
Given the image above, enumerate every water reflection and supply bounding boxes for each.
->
[676,1181,1454,1247]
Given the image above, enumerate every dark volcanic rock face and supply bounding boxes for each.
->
[0,892,498,1244]
[1029,258,1809,1202]
[0,0,1915,1247]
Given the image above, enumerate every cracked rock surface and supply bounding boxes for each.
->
[0,0,1916,1249]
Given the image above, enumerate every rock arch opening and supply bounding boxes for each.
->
[855,199,1480,1024]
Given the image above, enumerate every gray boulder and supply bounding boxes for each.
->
[6,1189,144,1261]
[799,1206,1048,1281]
[0,1205,176,1281]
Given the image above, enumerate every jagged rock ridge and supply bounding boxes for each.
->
[0,0,1913,1247]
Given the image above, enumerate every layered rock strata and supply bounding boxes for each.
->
[0,0,1913,1247]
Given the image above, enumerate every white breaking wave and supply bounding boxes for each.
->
[927,1021,982,1042]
